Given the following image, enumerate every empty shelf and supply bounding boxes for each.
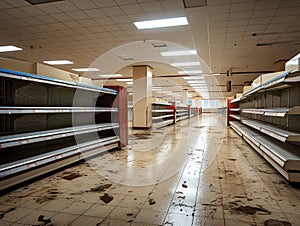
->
[229,114,241,120]
[0,106,118,114]
[176,109,188,112]
[152,102,172,106]
[230,121,300,182]
[0,136,119,180]
[242,106,300,117]
[176,112,189,117]
[152,114,174,120]
[230,97,241,104]
[0,68,117,95]
[230,108,240,112]
[0,123,119,149]
[152,109,174,113]
[241,119,300,142]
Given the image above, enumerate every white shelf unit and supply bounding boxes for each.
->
[229,71,300,182]
[190,107,197,118]
[0,68,123,190]
[176,105,189,122]
[152,102,174,129]
[230,121,300,183]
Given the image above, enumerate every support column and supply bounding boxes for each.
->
[133,65,152,129]
[182,89,188,105]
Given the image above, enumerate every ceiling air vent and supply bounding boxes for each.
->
[118,55,134,61]
[183,0,207,8]
[25,0,64,5]
[152,42,167,48]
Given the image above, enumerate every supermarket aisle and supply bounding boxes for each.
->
[0,114,299,226]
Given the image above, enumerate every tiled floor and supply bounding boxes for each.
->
[0,114,299,226]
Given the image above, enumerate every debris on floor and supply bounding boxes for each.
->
[182,181,188,188]
[62,172,82,180]
[0,207,16,219]
[89,184,112,192]
[100,193,114,204]
[37,215,51,225]
[35,195,57,204]
[149,198,156,205]
[232,205,271,215]
[264,219,292,226]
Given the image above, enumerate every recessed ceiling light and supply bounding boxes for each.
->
[72,68,100,72]
[187,80,206,84]
[212,73,221,75]
[161,50,197,56]
[98,74,123,78]
[183,76,204,80]
[43,60,73,65]
[126,81,133,85]
[178,70,203,74]
[0,45,22,52]
[116,78,133,82]
[171,62,200,67]
[134,17,188,30]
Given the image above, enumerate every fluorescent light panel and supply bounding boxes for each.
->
[99,74,123,78]
[73,68,99,72]
[187,80,206,84]
[126,82,133,84]
[171,62,200,67]
[178,70,203,74]
[0,45,22,52]
[134,17,188,30]
[43,60,73,65]
[161,50,197,56]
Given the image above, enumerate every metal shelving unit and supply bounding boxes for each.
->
[230,121,300,183]
[152,102,175,129]
[176,105,189,122]
[0,68,126,190]
[229,70,300,182]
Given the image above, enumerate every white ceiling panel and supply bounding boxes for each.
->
[120,4,144,14]
[139,2,164,13]
[71,0,98,10]
[102,6,125,16]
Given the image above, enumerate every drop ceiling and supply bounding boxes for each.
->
[0,0,299,99]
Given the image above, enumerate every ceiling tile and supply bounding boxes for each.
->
[207,0,231,5]
[271,15,297,24]
[230,2,255,13]
[19,6,45,16]
[64,21,84,29]
[251,9,276,18]
[120,4,144,14]
[95,17,115,25]
[0,1,14,9]
[281,0,300,8]
[70,0,97,10]
[67,10,90,20]
[229,11,252,20]
[54,1,78,12]
[254,0,282,10]
[36,15,57,24]
[111,15,131,23]
[145,11,167,19]
[208,13,229,22]
[114,0,138,5]
[79,19,99,27]
[275,7,300,16]
[249,17,272,25]
[207,4,230,15]
[161,0,184,10]
[35,3,62,14]
[127,13,148,21]
[85,8,106,18]
[228,19,248,27]
[92,0,117,7]
[5,0,31,7]
[102,6,125,16]
[118,22,137,30]
[140,2,163,13]
[50,13,73,22]
[5,8,28,18]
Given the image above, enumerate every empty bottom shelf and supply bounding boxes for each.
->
[230,121,300,182]
[0,136,119,190]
